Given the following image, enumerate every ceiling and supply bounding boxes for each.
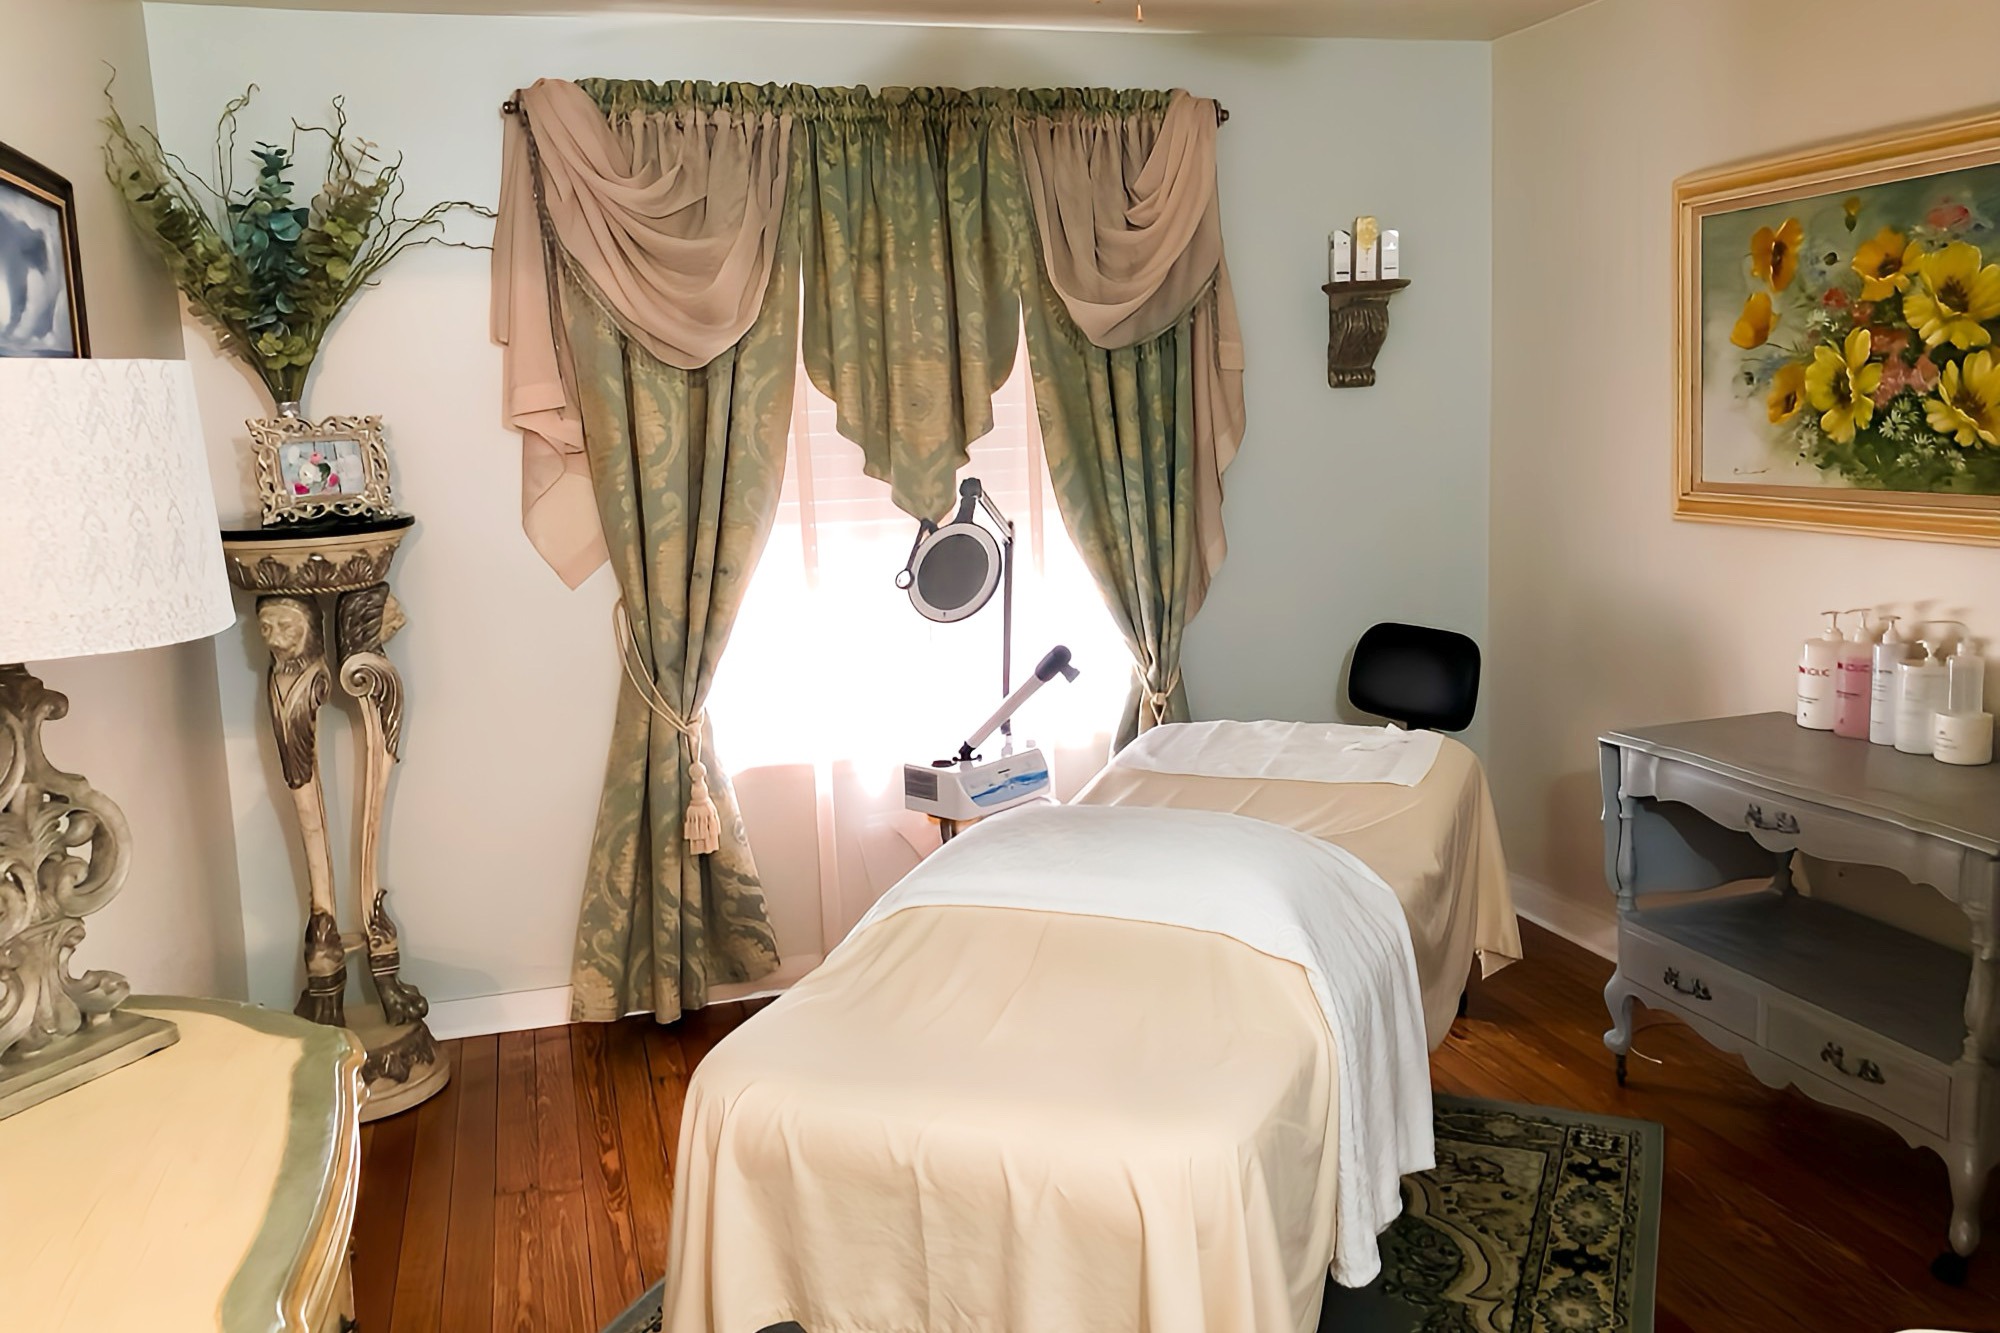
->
[160,0,1601,41]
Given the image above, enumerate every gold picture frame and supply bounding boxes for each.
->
[1677,107,2000,545]
[249,412,395,525]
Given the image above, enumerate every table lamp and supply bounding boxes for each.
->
[0,359,234,1121]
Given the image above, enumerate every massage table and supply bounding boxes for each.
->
[1076,728,1521,1045]
[661,724,1522,1333]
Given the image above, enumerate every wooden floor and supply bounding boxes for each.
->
[353,920,1999,1332]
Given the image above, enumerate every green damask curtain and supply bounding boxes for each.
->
[505,81,1238,1019]
[558,86,806,1022]
[1021,260,1198,750]
[796,88,1028,524]
[1013,89,1224,749]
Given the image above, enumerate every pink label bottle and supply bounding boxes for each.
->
[1834,609,1875,738]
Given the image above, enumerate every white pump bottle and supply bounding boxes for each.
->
[1869,615,1914,746]
[1895,640,1949,755]
[1796,610,1842,730]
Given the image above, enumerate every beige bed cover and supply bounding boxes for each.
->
[661,736,1520,1333]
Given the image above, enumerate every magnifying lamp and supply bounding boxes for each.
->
[896,476,1016,696]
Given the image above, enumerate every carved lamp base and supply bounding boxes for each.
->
[0,664,179,1122]
[0,1010,178,1121]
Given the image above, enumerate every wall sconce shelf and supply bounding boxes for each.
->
[1321,278,1410,388]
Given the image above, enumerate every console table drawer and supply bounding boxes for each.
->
[1622,930,1758,1039]
[1766,1003,1951,1137]
[1640,759,1887,866]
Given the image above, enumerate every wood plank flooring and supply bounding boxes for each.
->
[354,922,1999,1332]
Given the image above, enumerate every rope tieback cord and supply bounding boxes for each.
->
[1134,662,1182,727]
[613,600,723,854]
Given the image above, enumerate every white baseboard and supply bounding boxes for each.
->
[426,985,573,1040]
[707,952,824,1004]
[422,951,829,1040]
[1509,873,1616,961]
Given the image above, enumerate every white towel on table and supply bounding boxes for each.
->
[1113,719,1444,787]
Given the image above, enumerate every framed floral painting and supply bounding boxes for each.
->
[1677,109,2000,543]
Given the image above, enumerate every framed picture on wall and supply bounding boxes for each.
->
[0,141,88,358]
[1676,108,2000,545]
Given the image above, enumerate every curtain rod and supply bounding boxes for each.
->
[498,96,1228,123]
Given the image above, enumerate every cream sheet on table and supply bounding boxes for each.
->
[1075,733,1522,1047]
[664,737,1519,1333]
[666,904,1343,1333]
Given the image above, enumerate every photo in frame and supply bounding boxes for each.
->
[249,412,396,524]
[0,141,88,358]
[1678,108,2000,544]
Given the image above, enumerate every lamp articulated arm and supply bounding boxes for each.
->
[956,645,1079,762]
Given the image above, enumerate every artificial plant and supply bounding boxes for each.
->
[105,86,491,407]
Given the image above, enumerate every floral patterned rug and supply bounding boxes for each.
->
[1318,1096,1662,1333]
[602,1096,1663,1333]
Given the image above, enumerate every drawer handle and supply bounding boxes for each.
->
[1820,1042,1886,1086]
[1661,967,1713,1001]
[1744,803,1800,835]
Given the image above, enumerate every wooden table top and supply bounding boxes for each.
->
[1605,710,2000,854]
[0,997,365,1332]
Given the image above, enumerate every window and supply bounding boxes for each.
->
[707,335,1128,962]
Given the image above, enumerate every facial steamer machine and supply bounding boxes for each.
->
[897,478,1081,838]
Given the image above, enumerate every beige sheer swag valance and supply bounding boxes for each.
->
[493,78,1244,594]
[1016,91,1244,608]
[494,78,792,587]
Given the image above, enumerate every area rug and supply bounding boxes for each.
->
[601,1095,1662,1333]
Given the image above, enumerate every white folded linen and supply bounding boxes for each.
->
[1113,719,1444,787]
[843,801,1435,1286]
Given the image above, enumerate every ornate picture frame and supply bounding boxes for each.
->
[1677,107,2000,545]
[249,412,395,524]
[0,140,89,358]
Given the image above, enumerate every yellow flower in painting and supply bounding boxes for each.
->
[1730,291,1778,348]
[1904,241,2000,349]
[1750,217,1803,291]
[1925,350,2000,447]
[1851,226,1914,300]
[1767,362,1808,423]
[1804,328,1883,444]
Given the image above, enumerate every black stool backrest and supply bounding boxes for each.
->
[1347,622,1481,732]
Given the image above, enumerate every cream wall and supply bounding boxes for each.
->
[142,4,1493,1017]
[1490,0,2000,935]
[3,0,247,998]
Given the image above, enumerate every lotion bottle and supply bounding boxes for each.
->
[1895,640,1948,754]
[1870,615,1913,745]
[1797,610,1842,730]
[1950,638,1986,715]
[1834,610,1875,738]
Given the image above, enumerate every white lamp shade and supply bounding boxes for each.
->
[0,359,235,664]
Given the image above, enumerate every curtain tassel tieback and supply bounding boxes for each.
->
[1135,663,1182,728]
[613,601,723,855]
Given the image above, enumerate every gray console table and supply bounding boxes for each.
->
[1600,712,1998,1284]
